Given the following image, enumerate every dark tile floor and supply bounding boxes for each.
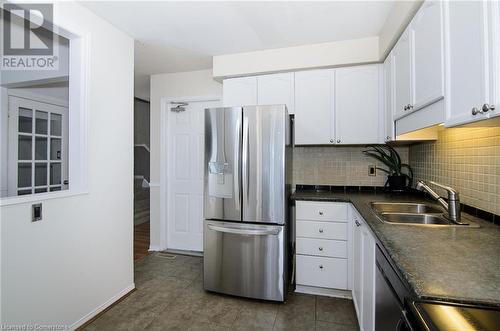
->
[84,254,359,331]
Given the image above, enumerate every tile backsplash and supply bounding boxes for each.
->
[409,127,500,215]
[292,146,409,187]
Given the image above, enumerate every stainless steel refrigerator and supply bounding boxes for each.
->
[203,104,292,302]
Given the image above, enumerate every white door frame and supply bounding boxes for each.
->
[158,95,221,251]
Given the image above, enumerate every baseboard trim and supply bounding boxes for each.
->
[148,245,162,252]
[161,248,203,257]
[71,284,135,330]
[295,285,352,299]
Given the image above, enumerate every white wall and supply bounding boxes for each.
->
[378,0,423,59]
[14,82,69,104]
[0,89,7,199]
[212,37,379,79]
[149,69,221,250]
[0,1,134,328]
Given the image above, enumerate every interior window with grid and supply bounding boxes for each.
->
[11,98,68,195]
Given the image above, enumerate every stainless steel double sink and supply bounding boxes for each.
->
[370,202,478,227]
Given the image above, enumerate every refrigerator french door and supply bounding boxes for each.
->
[203,105,291,301]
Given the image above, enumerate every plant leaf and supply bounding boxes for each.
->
[371,145,398,171]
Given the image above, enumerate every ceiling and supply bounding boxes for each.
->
[80,1,395,94]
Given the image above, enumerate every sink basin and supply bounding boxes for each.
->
[380,213,450,225]
[370,202,479,227]
[371,202,443,214]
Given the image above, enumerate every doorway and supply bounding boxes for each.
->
[164,98,221,252]
[134,97,150,261]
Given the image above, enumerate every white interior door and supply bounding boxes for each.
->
[166,99,221,252]
[7,96,69,196]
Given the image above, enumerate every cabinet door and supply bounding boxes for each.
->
[489,0,500,119]
[410,1,444,110]
[222,76,257,107]
[335,65,381,144]
[445,1,490,126]
[383,53,395,142]
[257,73,295,114]
[352,214,363,324]
[294,69,334,145]
[361,227,376,331]
[393,29,412,119]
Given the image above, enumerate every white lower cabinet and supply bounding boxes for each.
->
[352,208,376,331]
[296,255,348,289]
[295,201,376,330]
[296,238,347,258]
[296,221,347,240]
[295,201,351,294]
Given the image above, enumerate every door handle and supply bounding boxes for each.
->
[234,115,241,211]
[242,116,249,210]
[207,224,280,236]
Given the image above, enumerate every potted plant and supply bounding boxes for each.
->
[363,145,413,192]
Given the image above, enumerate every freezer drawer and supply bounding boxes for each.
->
[204,220,286,301]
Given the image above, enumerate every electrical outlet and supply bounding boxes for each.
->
[32,203,42,222]
[368,165,376,176]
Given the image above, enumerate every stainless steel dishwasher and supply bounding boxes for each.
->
[375,245,413,331]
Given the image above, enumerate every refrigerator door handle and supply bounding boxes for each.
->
[234,115,241,211]
[207,224,280,236]
[242,115,249,210]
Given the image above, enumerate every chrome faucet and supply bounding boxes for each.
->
[415,180,465,224]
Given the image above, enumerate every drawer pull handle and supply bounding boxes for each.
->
[318,228,324,233]
[319,211,323,216]
[318,247,323,251]
[319,265,324,269]
[355,220,361,227]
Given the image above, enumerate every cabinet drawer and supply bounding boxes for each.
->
[296,201,348,222]
[296,255,348,289]
[296,238,347,258]
[296,221,347,240]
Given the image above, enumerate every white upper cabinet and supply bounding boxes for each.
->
[493,0,500,114]
[294,69,335,145]
[383,53,395,142]
[445,0,499,126]
[335,65,382,144]
[257,73,295,114]
[222,76,257,107]
[410,1,444,110]
[393,28,412,119]
[392,1,444,122]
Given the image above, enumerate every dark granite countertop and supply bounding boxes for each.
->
[292,189,500,307]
